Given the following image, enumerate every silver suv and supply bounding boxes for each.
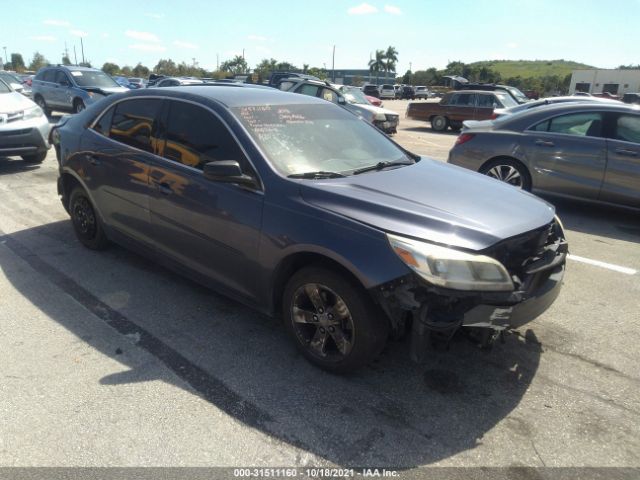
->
[32,65,127,115]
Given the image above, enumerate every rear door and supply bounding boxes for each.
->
[445,92,476,121]
[475,93,497,120]
[600,112,640,207]
[521,111,607,199]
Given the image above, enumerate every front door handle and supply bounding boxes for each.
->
[535,139,555,147]
[88,155,100,166]
[151,180,173,195]
[615,148,638,157]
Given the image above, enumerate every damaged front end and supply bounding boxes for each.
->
[374,219,567,362]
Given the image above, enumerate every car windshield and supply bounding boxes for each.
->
[68,70,120,88]
[233,103,410,176]
[507,86,529,103]
[0,72,21,84]
[340,87,370,105]
[496,92,518,108]
[0,79,11,93]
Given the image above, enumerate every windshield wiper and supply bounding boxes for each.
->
[287,171,347,179]
[352,160,414,175]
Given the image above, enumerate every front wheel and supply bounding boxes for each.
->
[73,99,86,113]
[69,187,109,250]
[34,95,51,116]
[431,115,448,132]
[283,266,388,373]
[480,158,532,191]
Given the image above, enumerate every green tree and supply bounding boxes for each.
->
[11,53,25,72]
[307,67,327,80]
[28,51,49,71]
[121,65,132,76]
[276,61,297,71]
[384,46,398,81]
[62,54,72,65]
[220,55,248,75]
[132,62,150,78]
[102,62,120,75]
[154,59,178,76]
[368,50,385,84]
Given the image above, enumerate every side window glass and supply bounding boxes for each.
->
[548,113,603,137]
[42,70,55,82]
[298,84,320,97]
[477,95,494,108]
[452,93,473,106]
[110,99,162,153]
[532,120,550,132]
[615,115,640,143]
[278,81,295,91]
[163,101,248,172]
[320,88,338,103]
[448,94,459,105]
[93,106,115,137]
[55,71,69,85]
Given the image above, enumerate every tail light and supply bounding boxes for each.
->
[490,113,498,119]
[455,133,475,146]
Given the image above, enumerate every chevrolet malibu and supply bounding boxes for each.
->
[53,86,567,372]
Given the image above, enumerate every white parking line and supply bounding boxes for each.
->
[568,255,638,275]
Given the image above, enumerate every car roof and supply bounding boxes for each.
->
[125,85,329,107]
[449,90,506,95]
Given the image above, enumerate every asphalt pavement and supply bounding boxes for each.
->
[0,104,638,474]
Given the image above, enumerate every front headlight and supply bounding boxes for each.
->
[23,105,44,120]
[373,112,387,121]
[387,234,514,291]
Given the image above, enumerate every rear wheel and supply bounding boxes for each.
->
[69,187,109,250]
[73,99,86,113]
[21,152,47,163]
[283,266,388,373]
[480,158,532,191]
[431,115,449,132]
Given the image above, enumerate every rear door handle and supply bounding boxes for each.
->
[615,148,638,157]
[535,139,555,147]
[88,155,100,166]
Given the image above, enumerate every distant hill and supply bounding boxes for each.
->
[467,60,595,79]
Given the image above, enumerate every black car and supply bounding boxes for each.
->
[52,86,566,372]
[267,71,320,88]
[399,86,415,100]
[362,84,380,99]
[622,93,640,105]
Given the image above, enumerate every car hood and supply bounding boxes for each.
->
[0,91,36,113]
[299,158,555,251]
[350,103,397,116]
[80,86,128,95]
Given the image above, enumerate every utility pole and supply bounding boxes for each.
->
[73,45,78,65]
[216,53,219,71]
[332,45,335,82]
[80,37,85,65]
[2,47,7,69]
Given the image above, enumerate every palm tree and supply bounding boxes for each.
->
[368,50,385,84]
[384,46,398,82]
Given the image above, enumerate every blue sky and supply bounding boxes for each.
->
[4,0,640,72]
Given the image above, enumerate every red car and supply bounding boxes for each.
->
[366,95,382,107]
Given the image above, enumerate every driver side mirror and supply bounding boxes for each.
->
[203,160,257,187]
[337,95,346,105]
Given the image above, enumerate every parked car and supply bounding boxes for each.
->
[457,83,530,104]
[113,76,134,89]
[32,65,128,114]
[127,78,146,89]
[0,78,50,163]
[490,95,621,119]
[150,77,204,88]
[379,84,396,100]
[0,71,31,97]
[362,84,380,99]
[398,85,415,100]
[52,86,567,372]
[622,93,640,105]
[365,94,382,107]
[278,78,400,134]
[448,103,640,208]
[406,90,518,131]
[267,71,320,88]
[414,86,432,100]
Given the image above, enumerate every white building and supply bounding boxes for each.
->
[569,69,640,95]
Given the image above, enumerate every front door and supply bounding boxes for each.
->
[148,99,264,300]
[521,111,607,199]
[601,112,640,207]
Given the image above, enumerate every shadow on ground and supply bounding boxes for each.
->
[2,219,543,468]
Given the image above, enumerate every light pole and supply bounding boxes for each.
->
[2,47,7,69]
[332,45,335,82]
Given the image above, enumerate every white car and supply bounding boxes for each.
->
[339,86,399,134]
[0,78,51,163]
[379,84,396,100]
[414,86,432,99]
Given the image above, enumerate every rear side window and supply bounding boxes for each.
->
[298,84,320,97]
[162,101,247,171]
[450,93,475,106]
[110,99,162,153]
[614,114,640,143]
[41,70,56,82]
[532,112,603,137]
[477,94,497,108]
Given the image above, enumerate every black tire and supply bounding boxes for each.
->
[431,115,449,132]
[34,95,51,117]
[69,187,109,250]
[21,151,47,163]
[73,99,86,114]
[480,157,532,191]
[283,266,388,373]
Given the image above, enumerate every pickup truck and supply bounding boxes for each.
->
[406,90,518,131]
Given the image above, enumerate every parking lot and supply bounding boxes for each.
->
[1,103,639,473]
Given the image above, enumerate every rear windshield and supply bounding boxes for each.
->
[382,84,393,89]
[68,70,120,88]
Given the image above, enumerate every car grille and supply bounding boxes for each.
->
[0,128,32,137]
[484,220,565,279]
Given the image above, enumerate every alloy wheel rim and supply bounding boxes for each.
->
[486,165,523,188]
[291,283,355,361]
[72,197,96,238]
[75,102,85,113]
